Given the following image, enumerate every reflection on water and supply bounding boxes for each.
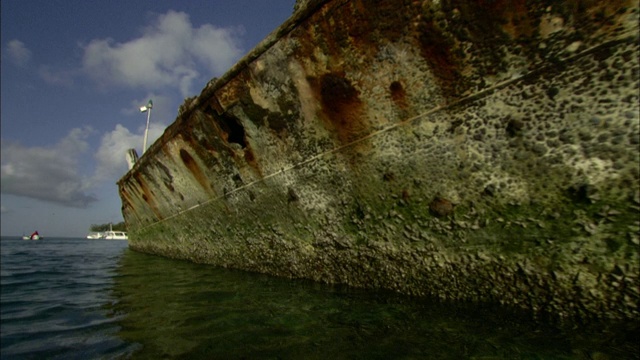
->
[110,249,638,359]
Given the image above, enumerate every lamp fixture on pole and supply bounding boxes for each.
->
[139,99,153,153]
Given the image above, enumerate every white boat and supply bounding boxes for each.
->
[102,223,127,240]
[86,232,104,239]
[103,231,127,240]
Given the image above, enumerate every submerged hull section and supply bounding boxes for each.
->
[118,0,640,322]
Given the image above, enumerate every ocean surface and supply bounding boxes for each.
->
[1,237,638,359]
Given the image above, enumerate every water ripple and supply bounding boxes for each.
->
[3,237,638,359]
[1,238,133,359]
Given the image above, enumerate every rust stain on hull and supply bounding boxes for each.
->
[133,172,164,221]
[117,0,640,323]
[313,72,369,145]
[179,149,213,195]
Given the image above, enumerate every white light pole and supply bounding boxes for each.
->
[139,99,153,153]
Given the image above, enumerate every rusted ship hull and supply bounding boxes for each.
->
[118,0,640,322]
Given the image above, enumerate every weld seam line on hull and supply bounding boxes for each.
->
[133,30,636,232]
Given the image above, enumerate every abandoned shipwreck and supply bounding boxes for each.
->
[118,0,639,322]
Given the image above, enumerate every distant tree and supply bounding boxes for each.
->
[90,222,126,232]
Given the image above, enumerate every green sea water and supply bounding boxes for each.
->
[2,237,638,359]
[111,248,639,359]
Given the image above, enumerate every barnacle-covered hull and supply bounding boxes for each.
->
[118,0,640,322]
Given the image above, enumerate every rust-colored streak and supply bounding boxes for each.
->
[120,188,135,211]
[389,80,408,109]
[120,188,144,228]
[294,0,409,62]
[453,0,524,40]
[564,0,636,35]
[316,72,369,145]
[180,106,263,180]
[208,96,224,115]
[243,143,263,178]
[120,189,135,217]
[214,72,250,112]
[416,18,464,99]
[481,0,534,39]
[133,173,164,221]
[321,73,358,110]
[179,111,225,169]
[179,149,213,194]
[414,0,528,99]
[352,0,410,45]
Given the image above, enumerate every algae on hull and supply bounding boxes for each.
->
[118,0,640,322]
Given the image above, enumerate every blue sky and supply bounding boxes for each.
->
[1,0,296,237]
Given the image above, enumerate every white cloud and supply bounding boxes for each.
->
[0,127,98,208]
[5,39,32,66]
[82,10,244,97]
[93,124,139,179]
[38,65,76,86]
[91,93,172,182]
[93,122,167,180]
